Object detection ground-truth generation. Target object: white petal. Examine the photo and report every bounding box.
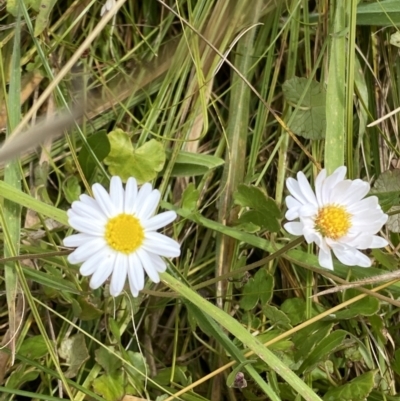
[321,166,347,204]
[142,232,181,257]
[342,234,372,249]
[315,169,327,205]
[303,228,326,250]
[79,194,102,212]
[128,253,144,294]
[284,222,304,236]
[71,201,107,222]
[68,216,105,236]
[143,211,177,231]
[285,208,300,220]
[332,247,371,267]
[338,180,370,205]
[297,171,318,206]
[286,195,302,210]
[137,189,161,220]
[67,238,106,264]
[63,233,93,247]
[79,249,110,276]
[286,178,308,205]
[285,195,302,219]
[136,249,160,283]
[134,183,153,214]
[92,183,117,217]
[347,196,378,214]
[89,258,115,289]
[147,252,167,273]
[351,214,387,233]
[328,180,352,203]
[369,235,388,249]
[318,248,333,270]
[299,204,317,217]
[124,177,138,214]
[109,253,128,296]
[109,176,124,212]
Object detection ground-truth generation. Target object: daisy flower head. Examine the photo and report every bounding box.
[63,176,180,297]
[284,166,388,270]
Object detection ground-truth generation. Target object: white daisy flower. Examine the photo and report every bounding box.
[100,0,116,17]
[284,166,388,270]
[63,176,180,297]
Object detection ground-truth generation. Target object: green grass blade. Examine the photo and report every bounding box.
[325,0,346,173]
[2,4,22,367]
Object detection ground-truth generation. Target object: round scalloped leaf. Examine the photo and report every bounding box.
[371,169,400,232]
[282,76,326,140]
[104,129,165,184]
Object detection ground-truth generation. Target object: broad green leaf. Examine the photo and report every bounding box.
[5,366,39,389]
[282,77,326,140]
[390,31,400,48]
[123,351,148,393]
[371,248,398,270]
[75,296,103,321]
[108,318,121,342]
[392,348,400,376]
[262,305,292,330]
[58,334,89,378]
[104,129,165,183]
[323,370,377,401]
[233,185,281,233]
[293,322,333,363]
[239,270,274,310]
[298,330,347,373]
[371,169,400,231]
[281,298,307,326]
[256,330,294,352]
[92,373,125,401]
[6,0,39,15]
[78,130,111,179]
[154,367,189,386]
[371,169,400,195]
[62,176,81,204]
[168,150,224,177]
[34,0,57,36]
[18,336,47,359]
[181,183,199,211]
[356,0,400,26]
[17,265,79,294]
[329,289,380,319]
[95,347,122,375]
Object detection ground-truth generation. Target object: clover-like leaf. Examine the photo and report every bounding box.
[239,270,274,311]
[283,76,326,140]
[95,346,122,375]
[58,333,89,378]
[371,169,400,232]
[92,373,125,401]
[78,130,110,179]
[323,370,376,401]
[233,185,281,233]
[104,129,165,184]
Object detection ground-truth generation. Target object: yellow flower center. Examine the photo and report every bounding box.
[314,205,352,240]
[105,214,144,253]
